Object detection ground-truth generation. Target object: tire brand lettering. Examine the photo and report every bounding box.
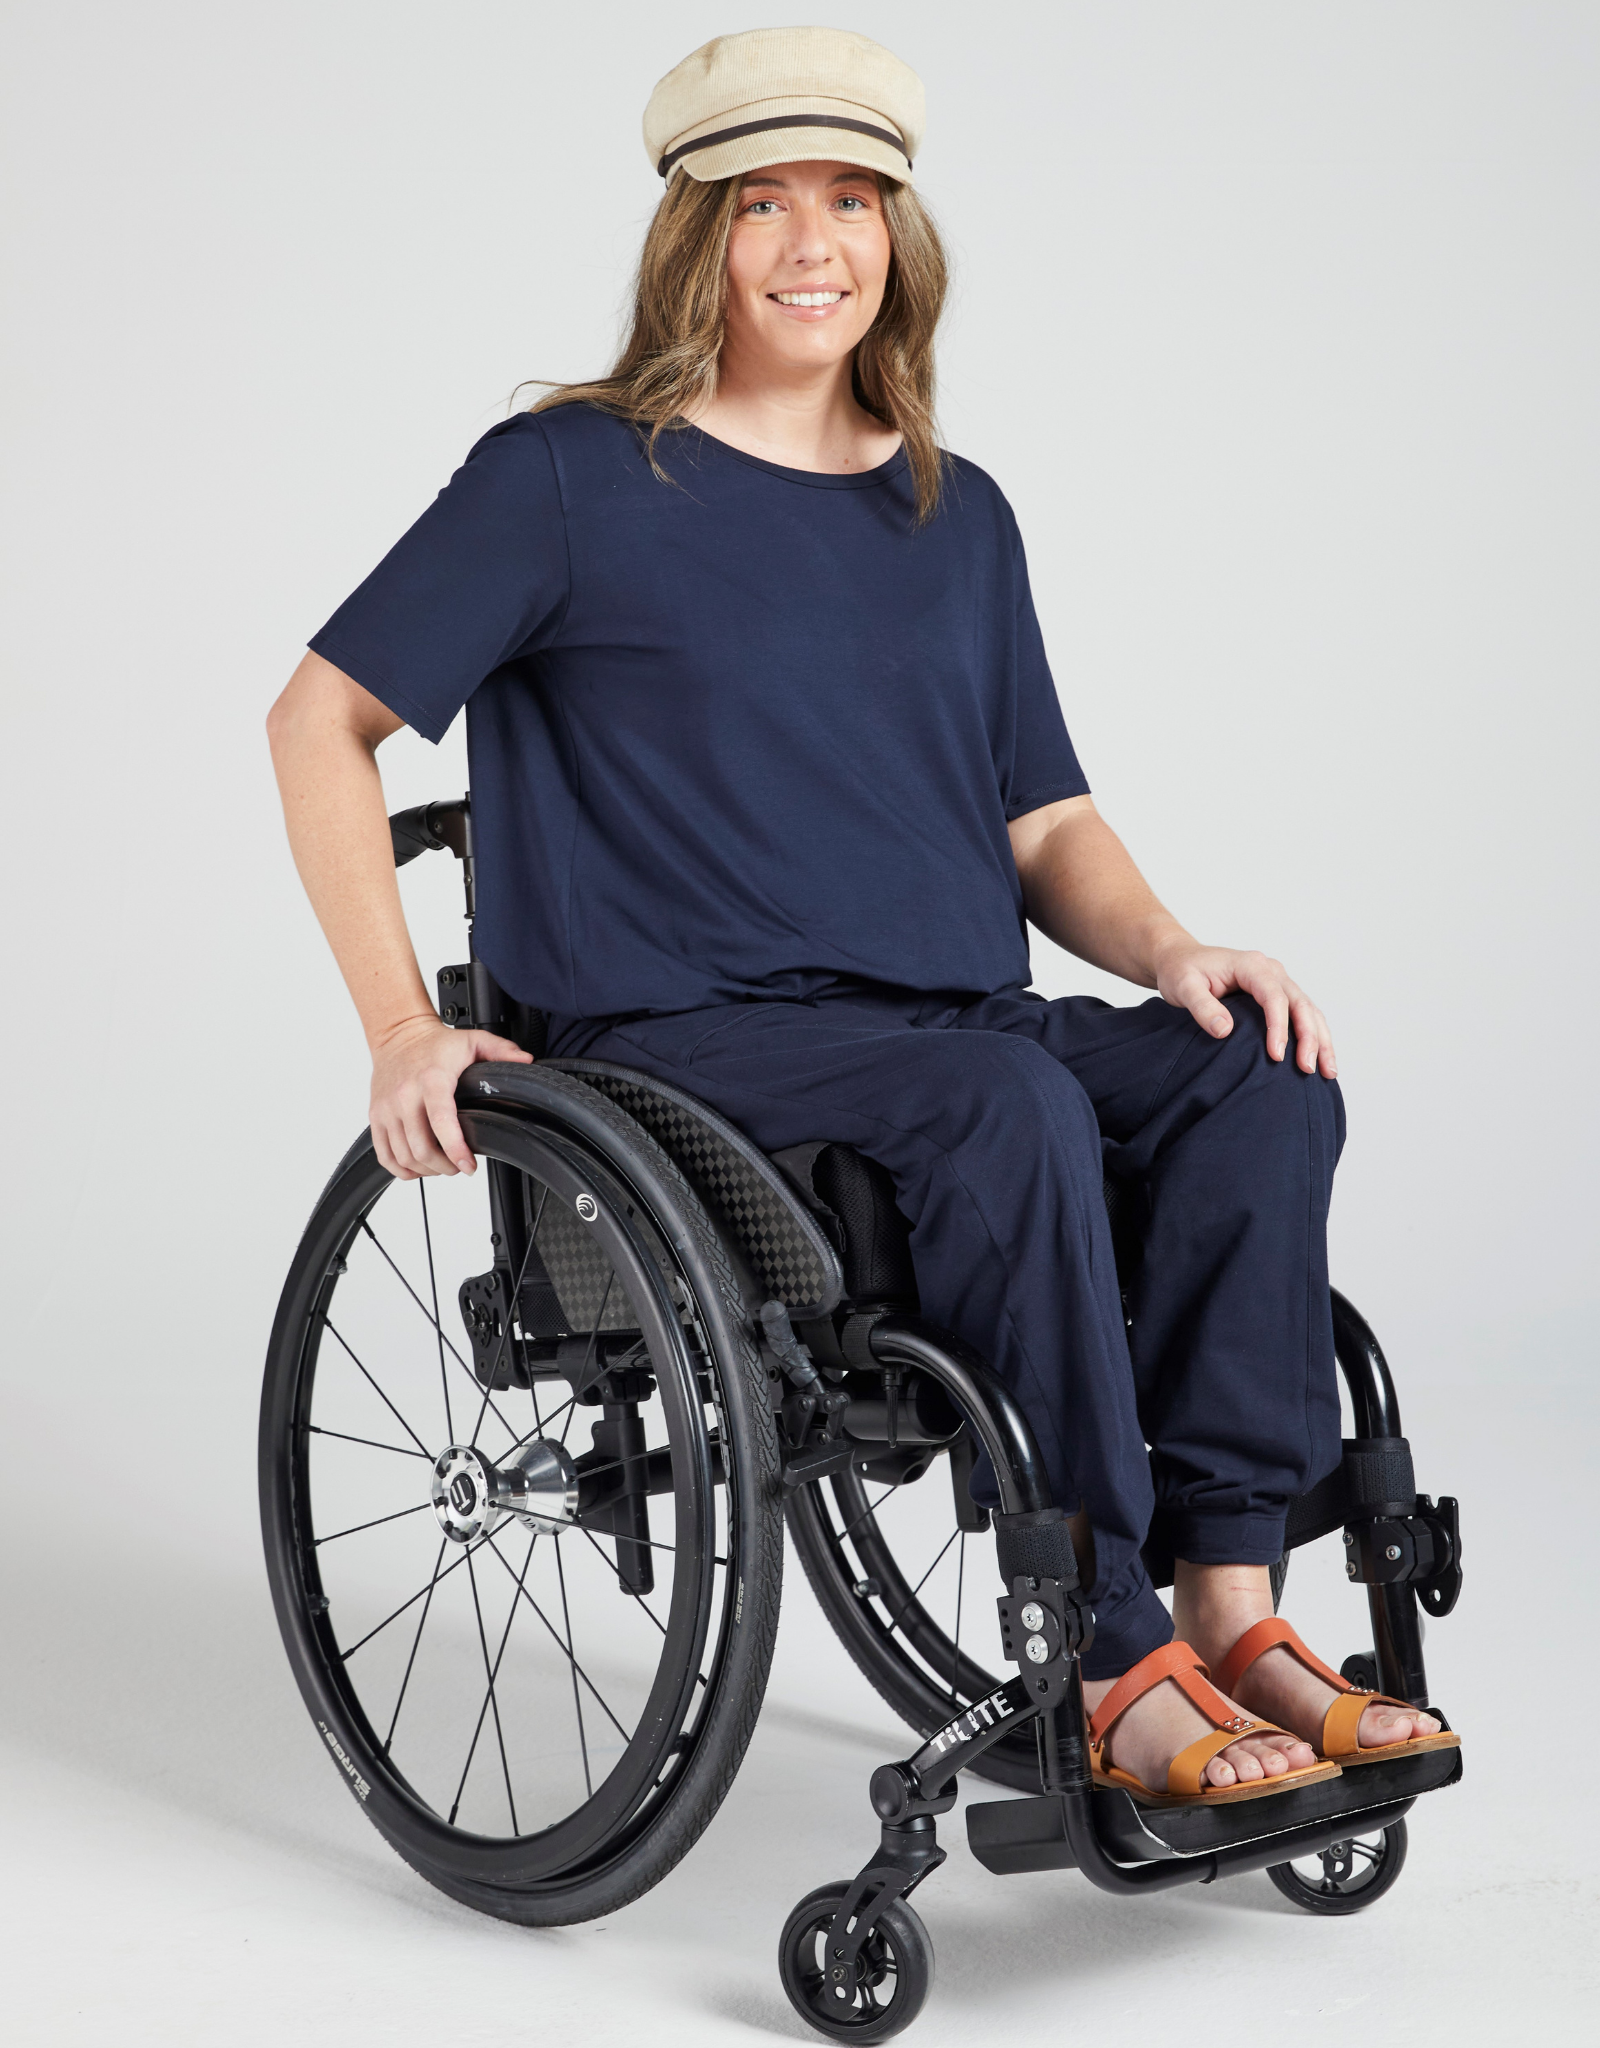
[318,1720,371,1801]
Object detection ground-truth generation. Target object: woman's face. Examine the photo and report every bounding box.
[722,160,892,376]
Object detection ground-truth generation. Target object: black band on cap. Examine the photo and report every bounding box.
[658,113,911,179]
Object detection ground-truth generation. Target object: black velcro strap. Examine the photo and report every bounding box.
[1282,1436,1418,1552]
[994,1508,1080,1589]
[1283,1467,1348,1550]
[1343,1436,1416,1512]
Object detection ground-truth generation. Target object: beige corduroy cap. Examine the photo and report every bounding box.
[643,27,923,187]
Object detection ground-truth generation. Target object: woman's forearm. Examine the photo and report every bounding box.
[267,652,433,1051]
[1009,796,1193,987]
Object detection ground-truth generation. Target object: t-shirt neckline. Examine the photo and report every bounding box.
[686,423,909,491]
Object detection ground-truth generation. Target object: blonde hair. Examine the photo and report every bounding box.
[523,171,949,521]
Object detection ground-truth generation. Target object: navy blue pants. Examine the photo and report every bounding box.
[548,984,1345,1678]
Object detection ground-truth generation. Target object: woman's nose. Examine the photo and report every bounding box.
[781,204,836,265]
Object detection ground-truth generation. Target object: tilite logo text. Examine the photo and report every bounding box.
[924,1688,1014,1757]
[319,1721,371,1801]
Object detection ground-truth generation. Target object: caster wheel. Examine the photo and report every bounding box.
[779,1881,933,2042]
[1267,1818,1408,1915]
[1340,1652,1379,1690]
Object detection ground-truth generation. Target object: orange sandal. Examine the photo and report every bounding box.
[1214,1618,1461,1768]
[1089,1641,1343,1806]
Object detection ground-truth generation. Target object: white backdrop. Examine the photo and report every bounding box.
[3,4,1597,2043]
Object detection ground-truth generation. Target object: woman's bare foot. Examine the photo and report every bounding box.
[1082,1664,1319,1792]
[1173,1561,1442,1753]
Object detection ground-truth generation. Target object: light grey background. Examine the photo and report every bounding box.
[3,2,1596,2042]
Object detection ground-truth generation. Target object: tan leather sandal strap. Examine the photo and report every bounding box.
[1169,1714,1302,1797]
[1088,1641,1206,1745]
[1320,1688,1413,1758]
[1215,1616,1351,1698]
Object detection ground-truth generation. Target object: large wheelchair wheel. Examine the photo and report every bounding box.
[260,1074,783,1923]
[788,1447,1039,1792]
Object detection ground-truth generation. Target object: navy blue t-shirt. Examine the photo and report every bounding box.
[311,405,1088,1020]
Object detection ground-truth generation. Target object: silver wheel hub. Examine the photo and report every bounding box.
[430,1440,580,1544]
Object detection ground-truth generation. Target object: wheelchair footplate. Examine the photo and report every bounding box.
[967,1739,1462,1875]
[781,1489,1464,2042]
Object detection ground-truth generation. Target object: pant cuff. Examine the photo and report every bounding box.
[1163,1507,1288,1567]
[1080,1579,1173,1681]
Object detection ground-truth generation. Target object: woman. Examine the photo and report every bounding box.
[268,26,1450,1805]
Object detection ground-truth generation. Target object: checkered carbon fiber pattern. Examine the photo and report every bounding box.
[548,1059,844,1319]
[533,1196,641,1333]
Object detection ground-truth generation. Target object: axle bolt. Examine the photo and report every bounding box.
[1025,1633,1050,1664]
[1385,1544,1402,1561]
[1020,1601,1045,1632]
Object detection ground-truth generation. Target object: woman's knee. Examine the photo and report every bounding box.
[1207,992,1345,1151]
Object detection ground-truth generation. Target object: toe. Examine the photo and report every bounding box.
[1360,1702,1430,1748]
[1204,1755,1239,1788]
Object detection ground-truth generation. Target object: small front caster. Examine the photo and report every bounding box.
[779,1881,934,2042]
[1267,1817,1408,1915]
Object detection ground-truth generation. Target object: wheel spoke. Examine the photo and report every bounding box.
[314,1498,434,1547]
[883,1529,960,1638]
[500,1387,579,1458]
[477,1528,631,1743]
[580,1529,671,1639]
[320,1316,433,1457]
[339,1529,494,1662]
[384,1536,450,1751]
[836,1482,902,1549]
[449,1545,522,1831]
[419,1182,454,1443]
[553,1535,592,1798]
[559,1273,615,1447]
[307,1424,431,1460]
[468,1184,549,1451]
[359,1220,519,1441]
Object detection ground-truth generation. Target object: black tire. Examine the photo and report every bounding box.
[779,1882,933,2043]
[1266,1819,1408,1914]
[261,1075,783,1923]
[787,1457,1039,1792]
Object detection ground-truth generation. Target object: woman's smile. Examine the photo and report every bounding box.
[768,287,849,315]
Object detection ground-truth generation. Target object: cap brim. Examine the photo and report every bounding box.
[671,128,912,187]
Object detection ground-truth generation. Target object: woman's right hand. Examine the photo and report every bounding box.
[369,1014,534,1179]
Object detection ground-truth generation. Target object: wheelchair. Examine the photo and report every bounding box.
[260,796,1464,2042]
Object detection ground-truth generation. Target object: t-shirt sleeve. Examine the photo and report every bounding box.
[309,415,570,744]
[995,504,1090,819]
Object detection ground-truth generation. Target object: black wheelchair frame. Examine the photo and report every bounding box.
[261,793,1463,2043]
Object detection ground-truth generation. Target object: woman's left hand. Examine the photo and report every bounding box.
[1152,942,1338,1079]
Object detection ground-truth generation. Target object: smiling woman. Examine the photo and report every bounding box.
[521,154,949,517]
[266,26,1438,1991]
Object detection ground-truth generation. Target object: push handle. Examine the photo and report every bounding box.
[389,797,470,868]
